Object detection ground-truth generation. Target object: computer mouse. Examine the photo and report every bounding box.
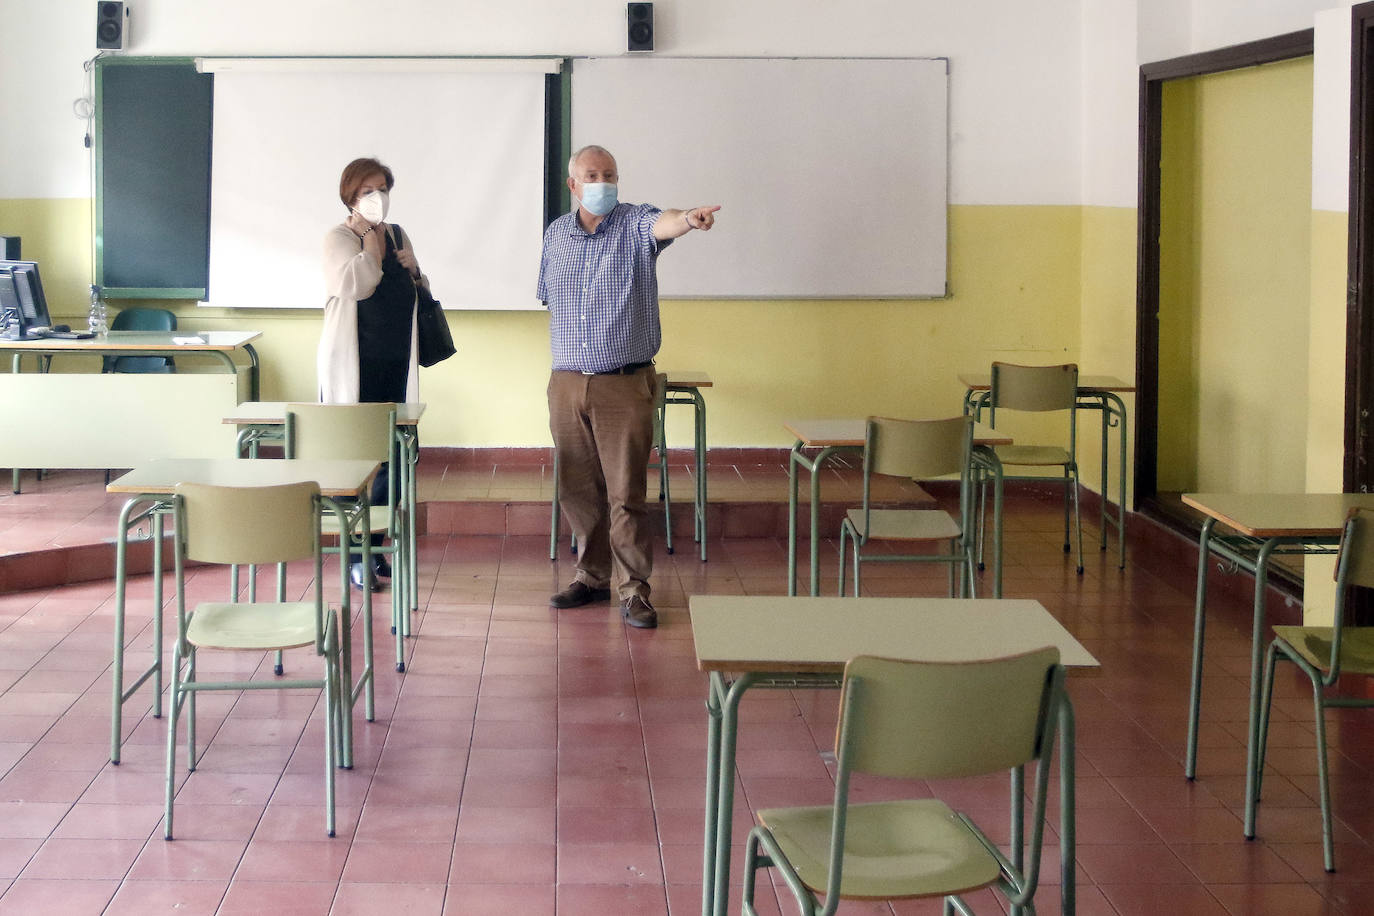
[51,324,70,333]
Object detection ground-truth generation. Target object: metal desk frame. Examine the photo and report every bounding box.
[1180,492,1374,841]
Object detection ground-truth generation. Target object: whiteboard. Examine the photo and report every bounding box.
[202,59,554,310]
[572,57,948,299]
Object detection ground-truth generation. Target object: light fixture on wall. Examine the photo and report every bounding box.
[96,2,128,51]
[627,3,653,53]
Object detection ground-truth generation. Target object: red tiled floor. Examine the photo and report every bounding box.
[2,468,1374,914]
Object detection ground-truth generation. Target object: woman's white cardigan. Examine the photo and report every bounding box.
[317,222,423,405]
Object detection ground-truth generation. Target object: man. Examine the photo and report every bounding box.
[537,145,719,629]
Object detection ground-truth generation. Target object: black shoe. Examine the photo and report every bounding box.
[372,555,392,579]
[550,581,612,609]
[620,595,658,629]
[349,562,380,593]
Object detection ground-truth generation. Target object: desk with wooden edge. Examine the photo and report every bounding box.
[1181,492,1374,843]
[2,331,263,493]
[691,595,1099,916]
[106,458,380,768]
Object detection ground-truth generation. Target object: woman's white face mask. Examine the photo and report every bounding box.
[355,189,389,224]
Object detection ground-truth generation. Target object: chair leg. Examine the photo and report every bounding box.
[1255,642,1282,801]
[163,644,186,840]
[185,651,198,771]
[1312,688,1336,872]
[837,525,848,596]
[976,473,988,571]
[323,622,338,838]
[1071,466,1084,574]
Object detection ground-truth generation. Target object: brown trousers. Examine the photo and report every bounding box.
[548,368,656,600]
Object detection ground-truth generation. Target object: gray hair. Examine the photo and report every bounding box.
[567,145,616,177]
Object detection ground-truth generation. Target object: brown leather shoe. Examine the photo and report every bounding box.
[550,581,612,609]
[620,595,658,629]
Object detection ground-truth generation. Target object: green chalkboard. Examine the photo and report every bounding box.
[95,58,213,299]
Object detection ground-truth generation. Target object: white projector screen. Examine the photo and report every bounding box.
[202,59,554,310]
[572,57,949,299]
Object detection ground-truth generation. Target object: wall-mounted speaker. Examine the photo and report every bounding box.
[0,238,19,260]
[96,2,128,51]
[627,3,653,53]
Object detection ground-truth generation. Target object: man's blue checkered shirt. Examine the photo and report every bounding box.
[537,202,671,373]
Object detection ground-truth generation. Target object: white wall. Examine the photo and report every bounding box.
[1082,0,1141,207]
[2,0,1085,206]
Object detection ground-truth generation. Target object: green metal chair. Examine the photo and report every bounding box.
[102,307,177,373]
[742,648,1065,916]
[979,362,1084,574]
[837,415,976,598]
[164,481,342,840]
[1254,506,1374,872]
[285,402,401,683]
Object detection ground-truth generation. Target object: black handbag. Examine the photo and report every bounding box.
[415,282,455,367]
[389,224,455,367]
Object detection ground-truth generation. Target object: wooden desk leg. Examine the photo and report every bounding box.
[1184,517,1215,780]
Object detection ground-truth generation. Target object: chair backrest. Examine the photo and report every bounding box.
[285,402,396,464]
[104,307,178,373]
[174,480,320,566]
[864,415,972,482]
[1337,507,1374,592]
[990,362,1078,413]
[836,647,1061,780]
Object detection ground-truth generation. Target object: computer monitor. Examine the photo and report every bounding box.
[0,260,52,339]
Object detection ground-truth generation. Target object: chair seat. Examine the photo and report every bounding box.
[321,506,396,537]
[992,444,1071,467]
[757,798,1001,900]
[187,601,320,651]
[1274,626,1374,676]
[846,508,961,542]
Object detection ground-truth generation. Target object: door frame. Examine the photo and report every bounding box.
[1135,30,1315,523]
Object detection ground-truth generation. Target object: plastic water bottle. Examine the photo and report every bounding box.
[87,284,107,337]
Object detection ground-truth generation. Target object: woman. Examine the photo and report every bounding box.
[319,157,425,590]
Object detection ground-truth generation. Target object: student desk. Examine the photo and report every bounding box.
[1,331,262,493]
[961,373,1134,569]
[691,595,1099,916]
[1181,492,1374,841]
[550,369,713,562]
[106,457,380,768]
[784,419,1012,598]
[223,401,426,669]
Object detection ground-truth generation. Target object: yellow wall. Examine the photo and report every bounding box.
[1,199,1086,451]
[1157,57,1314,494]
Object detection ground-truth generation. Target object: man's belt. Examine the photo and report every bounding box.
[582,361,653,376]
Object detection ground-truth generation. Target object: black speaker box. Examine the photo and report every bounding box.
[96,2,128,51]
[627,3,653,53]
[0,238,18,260]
